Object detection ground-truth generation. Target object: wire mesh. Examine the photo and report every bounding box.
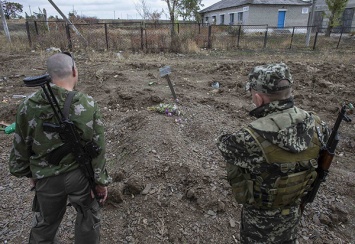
[4,20,28,46]
[315,27,355,50]
[25,21,69,50]
[209,25,267,50]
[144,23,171,52]
[3,20,355,52]
[265,26,317,50]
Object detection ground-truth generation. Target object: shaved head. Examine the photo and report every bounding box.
[47,53,74,80]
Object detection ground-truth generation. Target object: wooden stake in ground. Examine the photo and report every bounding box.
[159,66,177,100]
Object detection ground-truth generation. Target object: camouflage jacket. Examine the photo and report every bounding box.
[9,84,111,186]
[217,98,323,204]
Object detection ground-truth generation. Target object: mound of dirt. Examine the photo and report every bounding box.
[0,50,354,243]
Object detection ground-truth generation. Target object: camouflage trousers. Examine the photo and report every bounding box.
[240,205,301,244]
[29,168,101,244]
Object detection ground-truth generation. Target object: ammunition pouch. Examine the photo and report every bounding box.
[227,164,255,204]
[253,161,318,209]
[229,160,318,208]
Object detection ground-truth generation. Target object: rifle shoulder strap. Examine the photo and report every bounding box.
[63,91,76,120]
[47,90,77,166]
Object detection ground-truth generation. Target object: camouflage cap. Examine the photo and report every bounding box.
[246,63,293,94]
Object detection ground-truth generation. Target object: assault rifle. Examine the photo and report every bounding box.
[301,104,352,211]
[23,74,103,205]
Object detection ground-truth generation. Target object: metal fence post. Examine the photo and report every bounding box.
[289,27,295,49]
[34,21,39,35]
[237,25,242,48]
[65,24,73,51]
[104,23,109,50]
[25,21,32,47]
[336,27,343,49]
[141,27,144,50]
[312,30,318,50]
[145,28,148,51]
[20,21,355,53]
[207,25,212,49]
[263,26,268,48]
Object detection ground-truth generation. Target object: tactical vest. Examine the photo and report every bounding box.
[230,108,322,210]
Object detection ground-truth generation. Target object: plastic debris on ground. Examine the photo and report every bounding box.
[0,122,15,134]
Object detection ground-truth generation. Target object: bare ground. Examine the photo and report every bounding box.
[0,49,355,243]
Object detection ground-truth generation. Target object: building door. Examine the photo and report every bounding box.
[277,10,286,28]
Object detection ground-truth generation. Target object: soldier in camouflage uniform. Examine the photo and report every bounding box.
[217,63,326,243]
[9,53,111,243]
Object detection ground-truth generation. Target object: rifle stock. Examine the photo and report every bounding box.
[301,105,351,211]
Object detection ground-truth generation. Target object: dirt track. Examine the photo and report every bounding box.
[0,49,354,243]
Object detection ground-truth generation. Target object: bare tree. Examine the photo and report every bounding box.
[149,9,162,24]
[161,0,203,51]
[135,0,151,21]
[161,0,180,52]
[162,0,203,30]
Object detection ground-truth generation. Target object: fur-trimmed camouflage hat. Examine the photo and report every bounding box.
[246,63,293,94]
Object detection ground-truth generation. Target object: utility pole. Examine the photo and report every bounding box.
[48,0,87,45]
[306,0,317,46]
[0,0,11,42]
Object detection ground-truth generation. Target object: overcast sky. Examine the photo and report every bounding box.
[13,0,217,20]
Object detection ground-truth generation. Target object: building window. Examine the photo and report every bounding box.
[220,14,225,25]
[212,16,216,24]
[230,13,235,24]
[205,16,209,23]
[237,12,243,23]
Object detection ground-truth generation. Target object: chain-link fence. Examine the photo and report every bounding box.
[1,19,29,49]
[208,25,321,50]
[314,27,355,50]
[2,20,355,52]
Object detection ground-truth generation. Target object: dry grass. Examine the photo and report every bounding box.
[3,19,355,53]
[181,39,200,53]
[1,20,354,57]
[0,35,30,53]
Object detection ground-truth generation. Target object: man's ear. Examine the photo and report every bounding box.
[253,93,263,107]
[72,67,77,77]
